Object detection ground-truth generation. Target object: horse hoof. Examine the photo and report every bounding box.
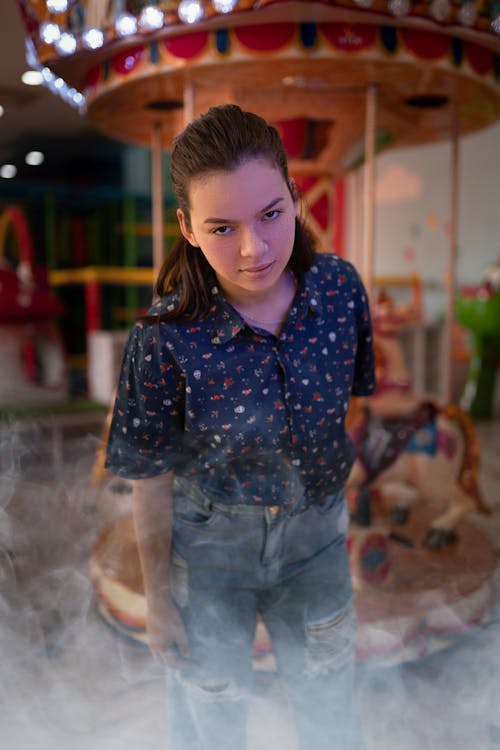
[424,528,458,550]
[389,506,410,525]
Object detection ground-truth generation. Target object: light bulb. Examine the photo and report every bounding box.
[22,70,43,86]
[430,0,450,21]
[178,0,204,24]
[0,164,17,179]
[47,0,68,12]
[139,6,165,31]
[388,0,411,16]
[82,28,104,49]
[212,0,238,12]
[40,22,61,44]
[457,2,477,26]
[25,151,45,166]
[55,32,77,55]
[115,13,138,37]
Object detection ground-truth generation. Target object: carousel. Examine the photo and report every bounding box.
[16,0,500,666]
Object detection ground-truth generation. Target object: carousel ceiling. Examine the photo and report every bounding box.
[14,0,500,176]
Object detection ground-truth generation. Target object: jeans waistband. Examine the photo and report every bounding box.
[178,489,343,519]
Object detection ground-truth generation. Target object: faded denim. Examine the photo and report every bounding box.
[166,490,365,750]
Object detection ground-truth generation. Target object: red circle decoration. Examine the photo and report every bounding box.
[400,29,449,61]
[163,31,209,60]
[111,46,144,76]
[319,23,377,52]
[234,23,295,52]
[465,42,494,76]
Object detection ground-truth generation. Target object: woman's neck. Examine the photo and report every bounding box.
[224,271,297,334]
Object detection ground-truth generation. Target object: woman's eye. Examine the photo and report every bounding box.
[263,209,281,221]
[213,225,232,235]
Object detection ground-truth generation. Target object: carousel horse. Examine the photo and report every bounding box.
[346,296,490,550]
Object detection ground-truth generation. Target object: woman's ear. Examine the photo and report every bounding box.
[177,208,199,247]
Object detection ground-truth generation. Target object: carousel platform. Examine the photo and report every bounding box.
[90,500,497,668]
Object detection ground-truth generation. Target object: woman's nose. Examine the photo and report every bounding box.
[240,226,266,257]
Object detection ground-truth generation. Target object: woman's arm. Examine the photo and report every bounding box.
[131,472,190,668]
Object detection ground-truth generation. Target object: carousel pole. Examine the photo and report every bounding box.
[351,168,363,272]
[363,84,377,298]
[151,121,164,276]
[184,81,196,125]
[441,113,461,403]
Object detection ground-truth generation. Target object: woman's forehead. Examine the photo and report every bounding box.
[187,158,288,214]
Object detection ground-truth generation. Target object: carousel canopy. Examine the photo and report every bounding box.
[16,1,500,174]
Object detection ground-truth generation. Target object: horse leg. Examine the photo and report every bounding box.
[376,478,420,525]
[424,484,477,549]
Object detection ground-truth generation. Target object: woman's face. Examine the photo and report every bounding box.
[177,158,298,305]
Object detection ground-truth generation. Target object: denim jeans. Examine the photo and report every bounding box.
[167,489,364,750]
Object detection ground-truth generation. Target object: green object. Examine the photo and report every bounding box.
[0,398,107,420]
[456,290,500,419]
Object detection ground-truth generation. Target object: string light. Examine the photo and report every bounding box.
[40,22,61,45]
[178,0,204,24]
[21,70,43,86]
[457,1,478,26]
[212,0,239,12]
[430,0,450,21]
[388,0,411,16]
[139,6,165,31]
[55,31,77,55]
[82,28,104,50]
[46,0,68,11]
[115,13,138,37]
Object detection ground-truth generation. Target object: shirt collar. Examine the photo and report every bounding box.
[208,263,323,345]
[291,262,324,321]
[208,281,246,345]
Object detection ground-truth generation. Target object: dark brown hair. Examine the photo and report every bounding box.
[146,104,316,322]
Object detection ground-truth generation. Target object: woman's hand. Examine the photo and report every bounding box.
[147,595,191,669]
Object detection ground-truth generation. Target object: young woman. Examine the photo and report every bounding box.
[105,104,375,750]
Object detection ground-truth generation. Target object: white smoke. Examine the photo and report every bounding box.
[0,418,499,750]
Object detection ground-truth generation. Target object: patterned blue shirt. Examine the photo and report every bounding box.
[105,253,375,508]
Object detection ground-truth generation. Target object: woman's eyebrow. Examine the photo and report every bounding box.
[203,196,285,225]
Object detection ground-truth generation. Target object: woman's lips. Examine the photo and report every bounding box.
[241,261,274,275]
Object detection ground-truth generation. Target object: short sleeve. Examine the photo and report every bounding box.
[104,321,185,478]
[350,267,376,397]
